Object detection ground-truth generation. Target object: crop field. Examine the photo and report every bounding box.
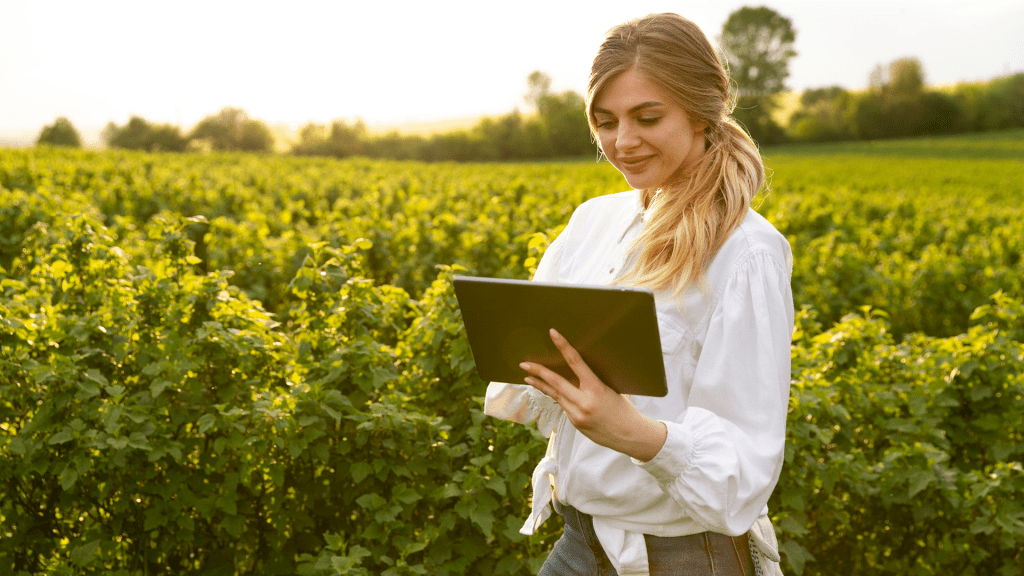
[1,130,1023,575]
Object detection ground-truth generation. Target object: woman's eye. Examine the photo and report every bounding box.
[638,116,661,125]
[596,120,617,129]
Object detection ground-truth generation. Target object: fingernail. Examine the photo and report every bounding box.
[519,362,530,370]
[550,328,561,340]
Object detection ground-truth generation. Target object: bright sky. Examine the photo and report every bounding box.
[2,0,1022,145]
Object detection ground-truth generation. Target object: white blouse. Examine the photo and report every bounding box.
[484,190,793,575]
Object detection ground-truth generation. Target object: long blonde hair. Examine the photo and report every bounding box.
[587,13,765,295]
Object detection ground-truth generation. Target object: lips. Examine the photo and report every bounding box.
[618,155,655,172]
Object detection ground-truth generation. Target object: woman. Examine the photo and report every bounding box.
[484,13,792,576]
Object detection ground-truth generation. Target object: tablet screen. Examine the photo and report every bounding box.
[453,275,668,397]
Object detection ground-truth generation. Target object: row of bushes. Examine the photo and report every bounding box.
[2,209,1021,575]
[2,140,1023,573]
[788,70,1024,143]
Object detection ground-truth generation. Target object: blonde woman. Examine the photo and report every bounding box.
[485,13,792,576]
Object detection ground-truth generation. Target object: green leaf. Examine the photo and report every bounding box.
[356,493,386,510]
[77,381,101,399]
[324,532,345,550]
[150,379,172,397]
[198,413,216,434]
[60,467,78,490]
[907,469,933,498]
[469,507,495,537]
[779,515,810,537]
[105,384,126,397]
[84,369,109,386]
[144,507,166,530]
[49,429,74,445]
[779,540,815,575]
[393,483,422,504]
[69,540,100,567]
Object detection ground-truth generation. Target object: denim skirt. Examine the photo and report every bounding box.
[538,505,754,576]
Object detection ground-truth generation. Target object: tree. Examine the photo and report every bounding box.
[189,107,274,152]
[887,58,925,103]
[788,86,854,142]
[37,117,82,147]
[721,6,797,99]
[720,6,797,145]
[523,70,591,157]
[104,116,187,152]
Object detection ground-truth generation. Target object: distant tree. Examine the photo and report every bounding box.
[523,70,591,157]
[148,124,189,152]
[525,71,553,110]
[292,123,331,156]
[720,6,797,145]
[887,58,925,103]
[291,120,368,158]
[856,57,965,139]
[326,120,367,158]
[788,86,854,142]
[37,117,82,147]
[104,116,187,152]
[190,107,274,152]
[237,120,275,152]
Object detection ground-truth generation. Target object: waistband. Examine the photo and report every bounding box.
[559,504,753,574]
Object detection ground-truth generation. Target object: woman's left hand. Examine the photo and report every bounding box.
[521,328,667,462]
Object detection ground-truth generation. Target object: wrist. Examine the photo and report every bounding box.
[623,415,667,463]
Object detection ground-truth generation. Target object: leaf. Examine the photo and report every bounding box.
[779,515,810,537]
[324,532,345,550]
[198,413,216,434]
[393,484,422,504]
[69,540,100,567]
[779,540,815,575]
[77,381,101,399]
[351,462,373,483]
[144,507,166,530]
[356,493,386,510]
[105,384,126,397]
[84,369,109,386]
[907,469,933,498]
[60,467,78,490]
[49,429,74,445]
[469,507,495,537]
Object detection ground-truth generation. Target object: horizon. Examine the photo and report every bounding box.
[2,0,1022,148]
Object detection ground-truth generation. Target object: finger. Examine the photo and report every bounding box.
[549,329,598,384]
[523,375,558,403]
[520,361,575,399]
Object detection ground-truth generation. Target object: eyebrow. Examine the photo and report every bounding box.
[592,101,665,116]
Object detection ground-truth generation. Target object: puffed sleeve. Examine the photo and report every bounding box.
[483,230,567,437]
[637,249,794,535]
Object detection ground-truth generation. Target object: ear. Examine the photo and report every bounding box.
[692,119,709,134]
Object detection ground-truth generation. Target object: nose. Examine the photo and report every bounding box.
[615,122,640,152]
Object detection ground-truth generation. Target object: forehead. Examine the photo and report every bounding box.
[592,69,673,114]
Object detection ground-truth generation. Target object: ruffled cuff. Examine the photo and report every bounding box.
[484,382,562,438]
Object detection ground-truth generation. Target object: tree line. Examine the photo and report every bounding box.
[34,6,1024,158]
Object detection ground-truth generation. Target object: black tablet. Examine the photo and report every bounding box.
[453,275,668,397]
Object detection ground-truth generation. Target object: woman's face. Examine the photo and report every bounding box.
[592,69,707,190]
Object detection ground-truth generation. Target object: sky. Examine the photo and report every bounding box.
[2,0,1022,146]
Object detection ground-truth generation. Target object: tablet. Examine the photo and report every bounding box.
[453,275,668,397]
